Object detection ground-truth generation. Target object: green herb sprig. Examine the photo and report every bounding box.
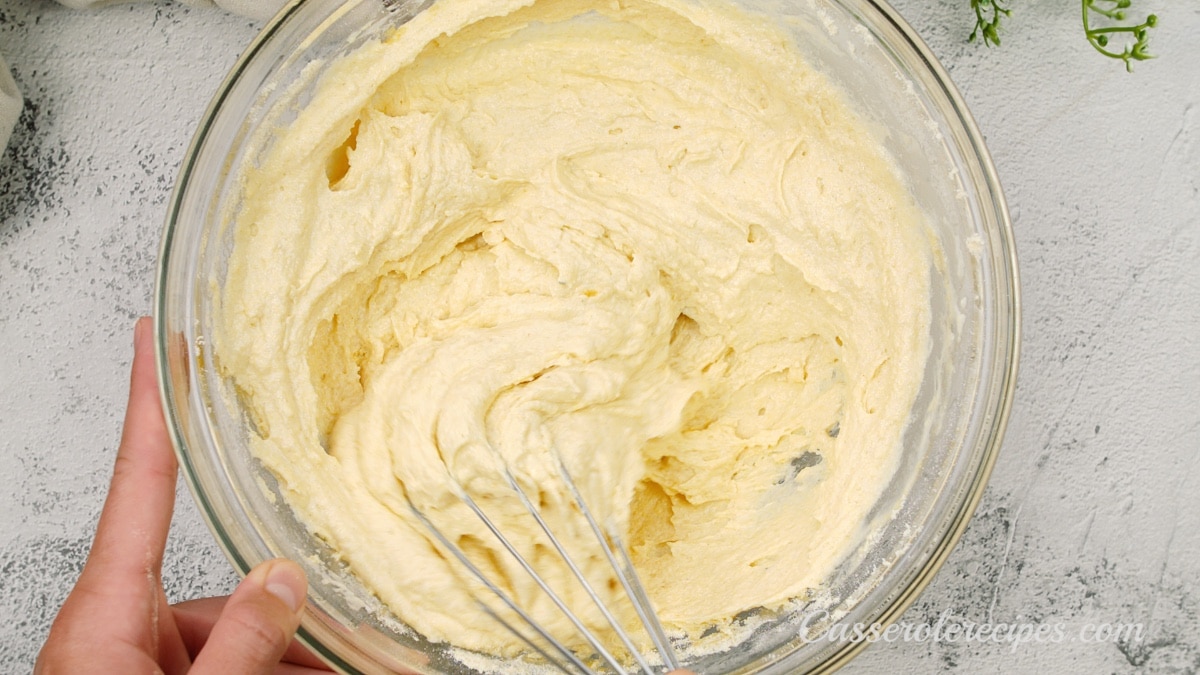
[968,0,1160,70]
[969,0,1012,46]
[1082,0,1158,71]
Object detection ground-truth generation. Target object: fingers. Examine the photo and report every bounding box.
[190,559,309,675]
[171,596,233,660]
[39,318,181,669]
[78,317,178,596]
[173,596,331,670]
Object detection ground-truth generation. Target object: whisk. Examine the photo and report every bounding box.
[403,438,686,674]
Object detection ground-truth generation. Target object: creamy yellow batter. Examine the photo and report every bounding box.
[217,0,932,659]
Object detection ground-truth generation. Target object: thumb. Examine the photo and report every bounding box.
[191,559,307,675]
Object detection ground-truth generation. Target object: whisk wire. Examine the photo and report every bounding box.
[457,490,630,672]
[405,440,683,673]
[404,496,592,672]
[478,601,587,675]
[551,457,681,671]
[500,467,657,675]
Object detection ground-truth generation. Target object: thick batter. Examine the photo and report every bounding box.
[218,0,932,658]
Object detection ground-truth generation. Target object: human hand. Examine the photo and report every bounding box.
[36,317,331,674]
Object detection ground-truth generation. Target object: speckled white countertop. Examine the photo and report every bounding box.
[0,0,1196,672]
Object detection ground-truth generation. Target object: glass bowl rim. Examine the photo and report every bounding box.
[154,0,1021,671]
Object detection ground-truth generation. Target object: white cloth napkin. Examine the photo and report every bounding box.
[0,55,21,153]
[1,1,289,153]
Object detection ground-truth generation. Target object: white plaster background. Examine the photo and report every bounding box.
[0,0,1196,672]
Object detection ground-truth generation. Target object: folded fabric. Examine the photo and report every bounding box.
[0,54,21,153]
[1,1,291,152]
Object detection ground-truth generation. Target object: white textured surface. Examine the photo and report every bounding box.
[51,0,285,21]
[0,0,1196,672]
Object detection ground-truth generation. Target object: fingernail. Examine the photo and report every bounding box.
[133,317,151,353]
[264,560,307,613]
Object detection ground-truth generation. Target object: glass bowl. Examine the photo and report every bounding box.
[155,0,1019,672]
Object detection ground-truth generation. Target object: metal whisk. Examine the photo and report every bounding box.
[403,439,683,674]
